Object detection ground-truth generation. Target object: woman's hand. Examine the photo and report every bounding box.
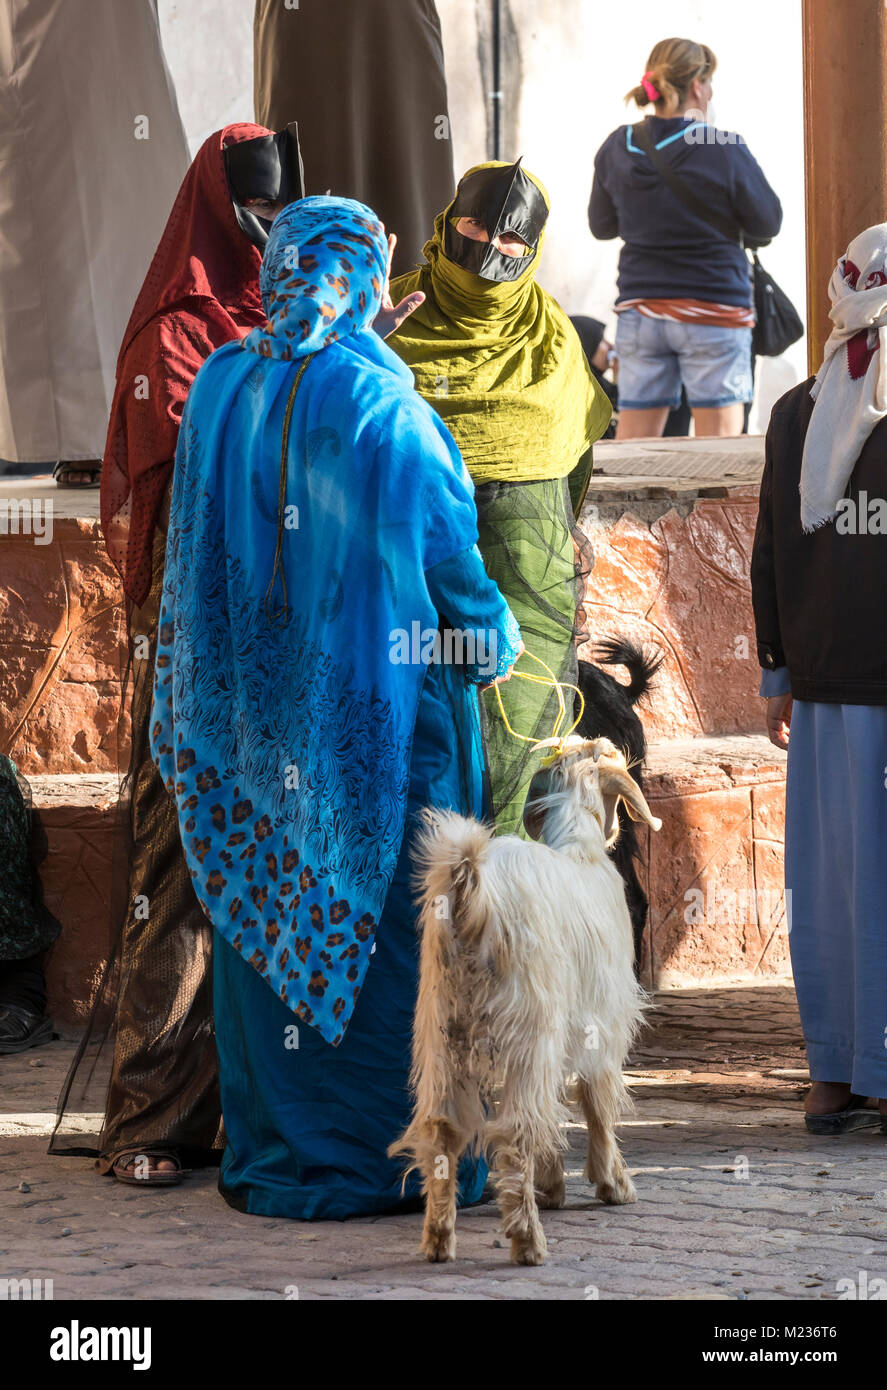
[592,338,614,373]
[372,233,425,339]
[480,641,525,692]
[766,692,793,750]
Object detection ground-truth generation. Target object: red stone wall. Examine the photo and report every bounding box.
[637,740,789,990]
[577,486,789,989]
[578,486,764,741]
[1,518,127,775]
[2,485,788,1022]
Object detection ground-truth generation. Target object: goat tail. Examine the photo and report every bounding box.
[413,808,495,954]
[593,634,663,706]
[389,811,495,1168]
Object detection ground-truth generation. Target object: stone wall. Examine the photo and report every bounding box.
[0,450,788,1022]
[577,443,788,990]
[579,485,763,741]
[0,505,127,777]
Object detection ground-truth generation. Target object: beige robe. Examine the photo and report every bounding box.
[0,0,190,463]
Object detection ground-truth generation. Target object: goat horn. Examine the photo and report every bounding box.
[598,765,662,832]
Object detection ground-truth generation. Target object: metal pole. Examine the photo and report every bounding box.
[491,0,502,161]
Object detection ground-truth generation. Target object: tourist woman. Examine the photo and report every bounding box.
[389,161,611,835]
[590,37,783,439]
[151,197,522,1217]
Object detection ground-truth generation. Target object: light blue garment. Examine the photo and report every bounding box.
[151,198,499,1045]
[759,665,792,698]
[615,306,753,410]
[759,666,887,1095]
[245,195,389,360]
[214,546,520,1219]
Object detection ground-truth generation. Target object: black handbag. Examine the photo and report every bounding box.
[748,250,804,357]
[632,120,803,358]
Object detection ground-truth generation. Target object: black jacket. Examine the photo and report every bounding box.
[751,379,887,705]
[590,116,783,305]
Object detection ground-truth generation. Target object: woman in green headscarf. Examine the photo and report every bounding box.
[389,160,612,834]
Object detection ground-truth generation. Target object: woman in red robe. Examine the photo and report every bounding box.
[54,122,302,1184]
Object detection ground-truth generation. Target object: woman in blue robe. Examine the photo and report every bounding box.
[150,197,522,1217]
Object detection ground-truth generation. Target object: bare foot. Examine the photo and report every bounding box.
[805,1082,853,1115]
[53,460,101,488]
[111,1151,182,1184]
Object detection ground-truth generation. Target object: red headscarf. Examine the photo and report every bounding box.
[101,123,271,606]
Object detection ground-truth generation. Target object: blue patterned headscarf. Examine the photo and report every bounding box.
[243,196,388,359]
[151,197,479,1044]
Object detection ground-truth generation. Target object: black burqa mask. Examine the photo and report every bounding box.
[443,159,549,283]
[224,123,306,251]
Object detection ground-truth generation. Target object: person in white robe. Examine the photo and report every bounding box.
[0,0,190,482]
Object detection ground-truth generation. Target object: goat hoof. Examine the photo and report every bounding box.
[537,1180,566,1210]
[510,1235,547,1266]
[596,1176,637,1206]
[422,1227,456,1262]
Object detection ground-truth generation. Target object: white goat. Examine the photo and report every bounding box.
[390,736,662,1266]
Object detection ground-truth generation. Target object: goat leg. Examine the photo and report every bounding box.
[577,1074,637,1206]
[491,1134,548,1266]
[535,1152,566,1210]
[388,1117,464,1263]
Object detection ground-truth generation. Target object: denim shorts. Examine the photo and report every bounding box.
[614,308,753,409]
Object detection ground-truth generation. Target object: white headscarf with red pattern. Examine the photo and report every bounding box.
[801,223,887,531]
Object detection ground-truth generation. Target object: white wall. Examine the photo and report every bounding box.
[159,0,807,427]
[436,0,808,429]
[158,0,253,153]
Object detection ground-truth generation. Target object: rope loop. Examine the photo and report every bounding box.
[492,648,585,756]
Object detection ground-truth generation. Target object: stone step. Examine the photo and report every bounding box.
[30,775,120,1026]
[33,733,788,1023]
[637,734,788,990]
[593,433,764,480]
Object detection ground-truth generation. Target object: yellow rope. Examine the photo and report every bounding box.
[491,648,585,755]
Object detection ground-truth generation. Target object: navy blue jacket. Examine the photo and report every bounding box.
[590,116,783,306]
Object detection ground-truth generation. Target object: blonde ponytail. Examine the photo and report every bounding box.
[625,38,717,116]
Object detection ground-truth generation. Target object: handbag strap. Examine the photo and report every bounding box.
[632,119,745,247]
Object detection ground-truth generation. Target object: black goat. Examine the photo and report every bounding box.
[576,637,662,968]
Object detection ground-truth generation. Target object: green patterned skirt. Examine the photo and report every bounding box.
[475,470,591,837]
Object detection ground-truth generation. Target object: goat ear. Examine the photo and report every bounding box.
[598,765,662,832]
[523,766,552,842]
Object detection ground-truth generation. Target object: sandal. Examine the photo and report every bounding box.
[805,1093,881,1135]
[53,459,101,488]
[110,1149,184,1186]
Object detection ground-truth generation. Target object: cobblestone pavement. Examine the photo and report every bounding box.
[2,983,886,1301]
